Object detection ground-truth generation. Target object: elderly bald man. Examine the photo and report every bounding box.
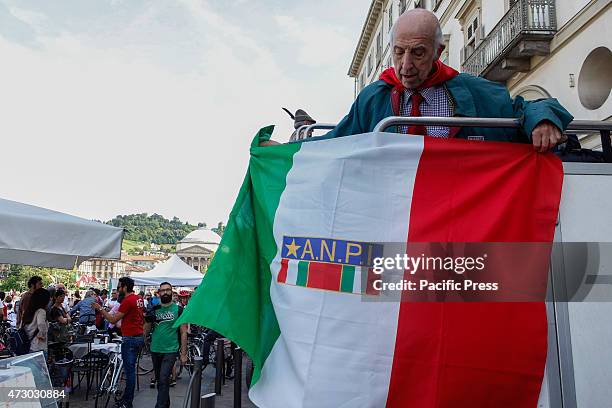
[261,9,572,151]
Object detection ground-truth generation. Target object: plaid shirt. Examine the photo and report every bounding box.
[399,85,455,137]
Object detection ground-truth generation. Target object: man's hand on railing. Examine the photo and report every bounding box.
[532,120,564,153]
[259,140,280,147]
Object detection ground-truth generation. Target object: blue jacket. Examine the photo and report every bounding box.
[323,73,573,143]
[70,296,97,324]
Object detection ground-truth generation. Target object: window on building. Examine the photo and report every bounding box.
[368,53,373,75]
[388,5,394,32]
[433,0,443,11]
[461,9,482,62]
[376,32,382,64]
[400,0,407,14]
[414,0,423,8]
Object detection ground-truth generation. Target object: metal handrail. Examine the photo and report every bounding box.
[295,124,309,139]
[372,116,612,162]
[296,123,337,140]
[184,356,204,408]
[372,117,612,132]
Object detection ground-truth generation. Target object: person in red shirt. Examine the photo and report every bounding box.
[93,277,143,408]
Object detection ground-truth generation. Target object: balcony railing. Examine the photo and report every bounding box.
[462,0,557,78]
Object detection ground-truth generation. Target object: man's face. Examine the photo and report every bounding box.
[34,281,43,291]
[159,285,173,304]
[118,285,126,296]
[111,291,117,300]
[392,30,442,90]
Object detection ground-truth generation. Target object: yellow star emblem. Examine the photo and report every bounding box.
[285,239,301,257]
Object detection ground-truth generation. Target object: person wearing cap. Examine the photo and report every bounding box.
[283,108,316,142]
[262,9,572,152]
[177,290,190,307]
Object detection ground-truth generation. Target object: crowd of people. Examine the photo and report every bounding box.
[1,275,198,408]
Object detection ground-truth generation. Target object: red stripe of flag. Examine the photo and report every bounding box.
[365,267,380,296]
[307,262,342,291]
[386,138,562,407]
[277,259,289,283]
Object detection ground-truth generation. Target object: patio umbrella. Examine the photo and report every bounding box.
[0,197,123,269]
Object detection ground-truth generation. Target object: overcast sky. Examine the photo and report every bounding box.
[0,0,371,225]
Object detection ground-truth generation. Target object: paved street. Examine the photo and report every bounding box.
[68,360,257,408]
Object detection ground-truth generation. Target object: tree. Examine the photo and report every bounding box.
[212,221,226,237]
[106,213,203,245]
[2,265,77,292]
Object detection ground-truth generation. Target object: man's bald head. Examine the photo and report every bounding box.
[390,9,445,90]
[391,9,443,49]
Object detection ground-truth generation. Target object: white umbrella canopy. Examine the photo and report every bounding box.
[0,197,123,269]
[115,255,203,287]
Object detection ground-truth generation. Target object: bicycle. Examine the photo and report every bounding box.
[137,336,154,376]
[208,337,233,372]
[94,339,125,408]
[176,332,203,378]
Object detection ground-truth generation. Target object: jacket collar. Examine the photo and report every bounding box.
[444,75,477,117]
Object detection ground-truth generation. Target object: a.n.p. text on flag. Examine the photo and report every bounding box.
[175,126,563,408]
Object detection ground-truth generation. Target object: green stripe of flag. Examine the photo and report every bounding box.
[173,126,302,388]
[340,265,355,293]
[297,261,309,287]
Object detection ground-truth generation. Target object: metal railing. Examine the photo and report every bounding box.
[462,0,557,76]
[295,123,336,140]
[372,116,612,162]
[184,340,246,408]
[184,356,209,408]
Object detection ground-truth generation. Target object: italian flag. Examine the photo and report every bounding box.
[176,126,563,407]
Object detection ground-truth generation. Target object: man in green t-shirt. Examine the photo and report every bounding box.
[145,282,188,408]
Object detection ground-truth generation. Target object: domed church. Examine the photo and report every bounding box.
[175,227,221,272]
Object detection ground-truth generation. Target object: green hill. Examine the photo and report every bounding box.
[107,213,203,245]
[121,239,175,254]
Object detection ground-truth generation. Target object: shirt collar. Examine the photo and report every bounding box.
[403,86,439,107]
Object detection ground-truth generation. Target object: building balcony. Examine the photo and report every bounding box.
[462,0,557,82]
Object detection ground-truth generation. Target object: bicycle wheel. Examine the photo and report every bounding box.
[94,365,113,408]
[178,342,202,377]
[111,367,125,405]
[137,344,154,375]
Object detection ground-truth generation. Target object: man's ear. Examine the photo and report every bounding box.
[436,43,445,60]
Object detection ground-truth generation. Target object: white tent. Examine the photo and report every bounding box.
[115,254,203,287]
[0,197,123,269]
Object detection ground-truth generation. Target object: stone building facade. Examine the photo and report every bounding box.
[175,228,221,273]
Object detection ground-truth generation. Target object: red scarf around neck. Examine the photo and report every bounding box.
[379,60,461,135]
[379,59,459,91]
